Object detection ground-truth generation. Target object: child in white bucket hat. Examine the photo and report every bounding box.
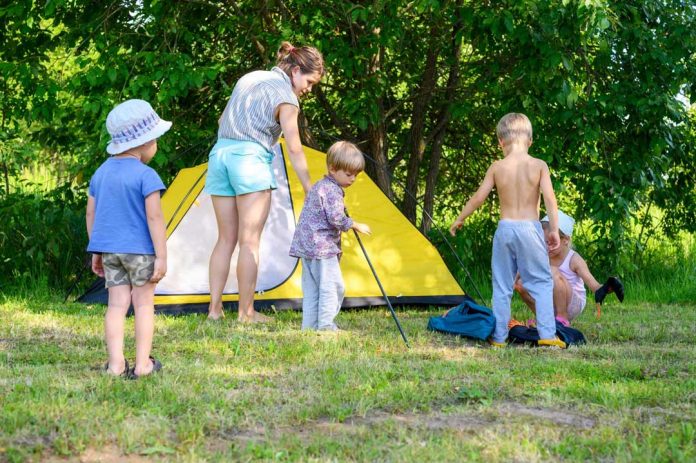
[514,209,624,326]
[86,99,171,379]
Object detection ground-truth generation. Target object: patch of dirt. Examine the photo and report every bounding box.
[344,410,494,432]
[267,409,497,445]
[420,412,494,431]
[203,410,495,450]
[204,437,233,454]
[55,403,596,458]
[497,402,596,429]
[205,425,268,452]
[634,406,695,426]
[80,446,150,463]
[43,445,150,463]
[206,401,594,451]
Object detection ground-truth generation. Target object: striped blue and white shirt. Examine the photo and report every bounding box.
[217,66,299,152]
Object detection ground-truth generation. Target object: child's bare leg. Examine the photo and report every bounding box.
[514,278,537,314]
[208,196,239,320]
[132,282,156,376]
[105,285,131,375]
[551,269,572,322]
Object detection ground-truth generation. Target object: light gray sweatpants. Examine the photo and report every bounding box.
[301,256,345,330]
[491,220,556,342]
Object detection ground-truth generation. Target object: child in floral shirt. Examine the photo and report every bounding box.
[289,141,371,330]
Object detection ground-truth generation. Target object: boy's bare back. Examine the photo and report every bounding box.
[491,151,551,221]
[449,112,559,249]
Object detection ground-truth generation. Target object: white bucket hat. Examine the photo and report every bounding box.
[541,209,575,237]
[106,99,172,155]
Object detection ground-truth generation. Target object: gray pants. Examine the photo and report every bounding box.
[301,257,345,330]
[491,220,556,342]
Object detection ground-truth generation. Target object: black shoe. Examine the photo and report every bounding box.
[127,356,163,380]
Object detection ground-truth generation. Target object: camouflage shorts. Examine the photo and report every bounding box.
[102,253,155,288]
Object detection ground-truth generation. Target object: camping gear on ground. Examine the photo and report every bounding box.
[79,140,466,314]
[508,320,586,348]
[427,296,495,341]
[594,276,625,318]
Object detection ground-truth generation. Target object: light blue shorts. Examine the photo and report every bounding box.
[204,139,277,196]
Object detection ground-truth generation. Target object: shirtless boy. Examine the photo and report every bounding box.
[449,113,566,348]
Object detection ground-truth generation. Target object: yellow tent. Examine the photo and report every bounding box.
[80,141,465,313]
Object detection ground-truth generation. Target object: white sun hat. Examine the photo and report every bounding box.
[106,99,172,155]
[541,209,575,237]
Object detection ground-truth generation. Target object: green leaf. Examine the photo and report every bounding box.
[562,56,573,72]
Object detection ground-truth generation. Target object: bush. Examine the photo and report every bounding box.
[0,185,87,292]
[429,212,497,301]
[432,211,695,305]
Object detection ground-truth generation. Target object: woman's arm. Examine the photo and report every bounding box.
[278,103,311,193]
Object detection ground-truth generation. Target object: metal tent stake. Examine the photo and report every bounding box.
[351,227,410,348]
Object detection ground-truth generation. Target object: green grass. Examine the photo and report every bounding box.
[1,288,695,462]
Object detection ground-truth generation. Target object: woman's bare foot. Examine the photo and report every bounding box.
[207,304,225,321]
[238,310,272,324]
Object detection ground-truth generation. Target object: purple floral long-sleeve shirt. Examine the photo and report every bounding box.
[289,175,353,259]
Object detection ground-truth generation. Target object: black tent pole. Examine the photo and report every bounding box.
[315,128,485,303]
[64,254,90,303]
[348,213,410,348]
[69,138,214,304]
[359,151,486,304]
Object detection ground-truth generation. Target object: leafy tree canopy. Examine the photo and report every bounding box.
[1,0,694,274]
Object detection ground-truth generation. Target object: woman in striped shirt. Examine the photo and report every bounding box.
[204,41,324,323]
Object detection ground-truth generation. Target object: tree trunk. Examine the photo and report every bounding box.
[364,44,392,199]
[422,6,464,233]
[422,133,445,234]
[298,110,320,149]
[314,86,353,141]
[364,115,392,199]
[402,47,440,223]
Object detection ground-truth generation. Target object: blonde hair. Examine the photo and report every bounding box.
[327,141,365,173]
[276,41,325,77]
[496,113,533,144]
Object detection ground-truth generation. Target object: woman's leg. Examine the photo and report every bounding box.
[207,195,239,319]
[236,190,272,322]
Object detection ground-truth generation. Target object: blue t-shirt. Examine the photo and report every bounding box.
[87,157,166,254]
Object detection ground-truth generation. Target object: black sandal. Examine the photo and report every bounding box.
[127,356,163,380]
[103,359,129,377]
